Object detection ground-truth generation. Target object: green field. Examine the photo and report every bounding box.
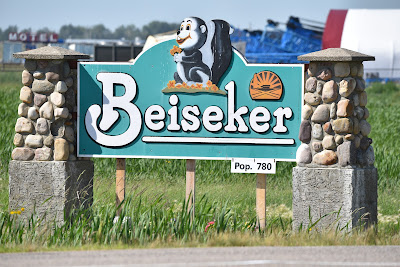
[0,71,399,251]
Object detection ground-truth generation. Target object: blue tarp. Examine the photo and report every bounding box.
[231,17,322,64]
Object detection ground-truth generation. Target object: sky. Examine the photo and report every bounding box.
[1,0,400,32]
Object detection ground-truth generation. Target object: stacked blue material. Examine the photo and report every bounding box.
[231,17,322,64]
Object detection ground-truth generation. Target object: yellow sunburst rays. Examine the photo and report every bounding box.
[249,71,283,100]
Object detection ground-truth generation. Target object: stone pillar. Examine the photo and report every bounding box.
[293,48,377,230]
[10,46,93,225]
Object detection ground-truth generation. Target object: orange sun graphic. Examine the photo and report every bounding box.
[249,71,283,100]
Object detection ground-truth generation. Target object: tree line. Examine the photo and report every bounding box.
[0,21,179,41]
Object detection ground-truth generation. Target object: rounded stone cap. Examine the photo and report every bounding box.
[298,48,375,62]
[13,46,90,60]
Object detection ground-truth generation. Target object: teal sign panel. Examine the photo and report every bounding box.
[78,21,303,161]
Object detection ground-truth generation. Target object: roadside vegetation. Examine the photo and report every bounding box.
[0,71,399,252]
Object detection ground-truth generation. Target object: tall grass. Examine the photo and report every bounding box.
[367,82,400,187]
[0,72,20,173]
[0,190,399,252]
[0,193,263,248]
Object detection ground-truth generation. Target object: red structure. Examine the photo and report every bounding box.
[322,10,348,49]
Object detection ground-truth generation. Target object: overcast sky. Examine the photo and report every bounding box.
[1,0,400,32]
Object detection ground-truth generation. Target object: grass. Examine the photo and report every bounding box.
[0,188,398,253]
[0,71,399,251]
[366,82,400,217]
[367,82,400,186]
[0,185,399,253]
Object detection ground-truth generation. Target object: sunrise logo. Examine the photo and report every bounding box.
[249,71,283,100]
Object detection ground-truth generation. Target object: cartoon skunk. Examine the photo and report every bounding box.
[173,17,233,86]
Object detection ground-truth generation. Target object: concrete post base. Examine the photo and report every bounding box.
[292,166,378,231]
[9,160,94,225]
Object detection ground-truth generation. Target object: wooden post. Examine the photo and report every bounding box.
[116,158,126,216]
[186,159,196,219]
[256,173,266,230]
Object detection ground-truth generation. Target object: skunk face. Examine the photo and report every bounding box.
[176,17,207,50]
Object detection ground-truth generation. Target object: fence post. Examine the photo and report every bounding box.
[293,48,377,230]
[9,46,93,225]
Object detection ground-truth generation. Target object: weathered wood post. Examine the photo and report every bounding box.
[293,48,377,230]
[256,173,266,229]
[9,46,93,225]
[116,158,126,216]
[186,159,196,220]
